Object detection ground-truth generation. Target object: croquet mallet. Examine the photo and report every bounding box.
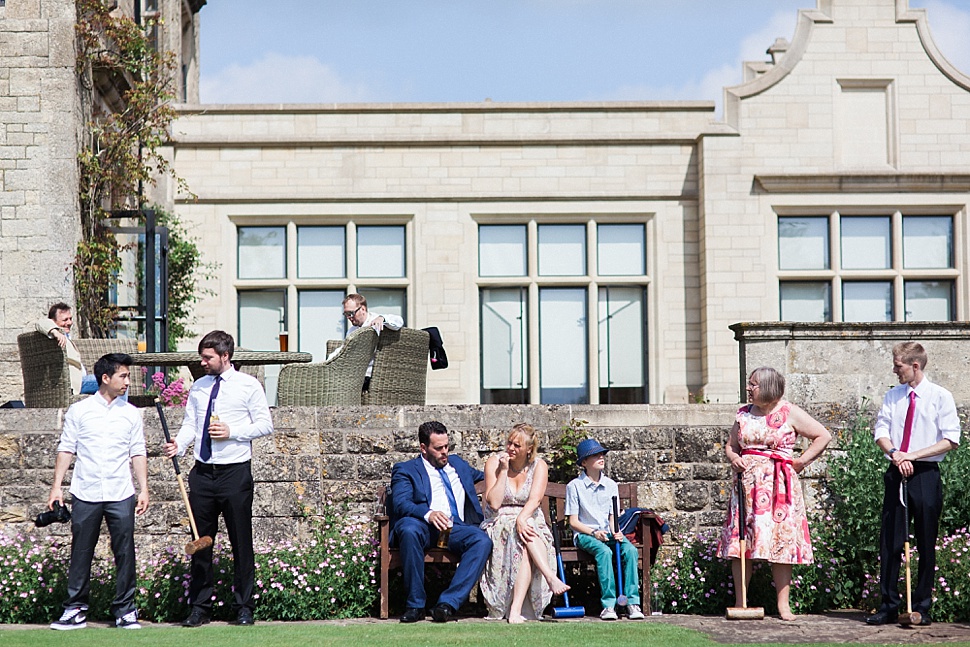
[551,520,585,618]
[155,399,213,555]
[898,477,922,627]
[612,495,628,608]
[726,474,765,620]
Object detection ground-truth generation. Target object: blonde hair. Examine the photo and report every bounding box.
[508,423,539,463]
[893,342,928,370]
[750,366,785,405]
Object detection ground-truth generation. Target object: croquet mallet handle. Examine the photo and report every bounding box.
[155,399,202,541]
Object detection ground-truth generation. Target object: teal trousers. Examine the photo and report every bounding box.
[574,533,640,608]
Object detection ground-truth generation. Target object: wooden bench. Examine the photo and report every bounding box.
[376,480,659,618]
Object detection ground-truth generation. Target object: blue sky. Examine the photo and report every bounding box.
[198,0,970,110]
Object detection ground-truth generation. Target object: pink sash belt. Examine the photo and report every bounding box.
[741,448,794,522]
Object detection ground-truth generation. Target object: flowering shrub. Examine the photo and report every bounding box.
[143,368,189,406]
[0,504,378,623]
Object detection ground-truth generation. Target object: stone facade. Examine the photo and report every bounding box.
[0,403,873,553]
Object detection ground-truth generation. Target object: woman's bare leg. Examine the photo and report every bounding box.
[508,555,532,623]
[522,535,569,595]
[772,562,796,620]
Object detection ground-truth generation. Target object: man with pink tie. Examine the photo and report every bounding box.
[867,342,960,626]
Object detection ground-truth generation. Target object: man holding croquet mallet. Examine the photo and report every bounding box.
[163,330,273,627]
[48,353,148,630]
[565,438,643,621]
[868,342,960,627]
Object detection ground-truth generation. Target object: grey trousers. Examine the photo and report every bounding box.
[63,495,137,618]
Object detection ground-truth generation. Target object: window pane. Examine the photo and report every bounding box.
[841,217,890,269]
[842,281,892,322]
[598,287,646,404]
[903,216,953,269]
[297,226,345,278]
[238,290,285,404]
[298,291,345,362]
[538,225,586,276]
[481,288,528,403]
[539,288,588,404]
[479,225,526,277]
[357,226,405,278]
[238,226,286,279]
[598,224,645,276]
[779,282,830,322]
[905,281,953,321]
[358,288,406,323]
[778,217,828,270]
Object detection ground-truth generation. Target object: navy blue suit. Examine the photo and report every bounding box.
[389,455,492,611]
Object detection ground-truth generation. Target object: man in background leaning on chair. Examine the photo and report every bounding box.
[163,330,274,628]
[342,293,403,391]
[390,421,492,623]
[30,302,98,395]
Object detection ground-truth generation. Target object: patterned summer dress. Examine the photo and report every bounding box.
[479,459,556,619]
[717,401,814,564]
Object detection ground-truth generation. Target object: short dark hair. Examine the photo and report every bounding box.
[94,353,132,385]
[418,420,448,446]
[48,302,71,320]
[199,330,234,359]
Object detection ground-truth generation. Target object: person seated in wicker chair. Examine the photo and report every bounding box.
[29,303,97,395]
[342,293,403,392]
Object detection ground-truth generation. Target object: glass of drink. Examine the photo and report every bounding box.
[137,334,147,353]
[278,330,289,352]
[436,517,453,549]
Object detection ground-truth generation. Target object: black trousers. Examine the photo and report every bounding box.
[64,495,137,618]
[187,461,255,613]
[878,463,942,614]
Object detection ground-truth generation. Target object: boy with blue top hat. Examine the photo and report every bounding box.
[565,438,643,620]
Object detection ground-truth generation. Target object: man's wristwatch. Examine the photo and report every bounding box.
[889,448,899,456]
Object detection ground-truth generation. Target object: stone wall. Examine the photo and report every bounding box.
[0,403,875,554]
[732,322,970,407]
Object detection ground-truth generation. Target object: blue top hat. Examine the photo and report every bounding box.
[576,438,609,465]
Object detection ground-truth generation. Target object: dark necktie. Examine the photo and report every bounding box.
[438,467,461,522]
[200,376,221,462]
[900,390,916,453]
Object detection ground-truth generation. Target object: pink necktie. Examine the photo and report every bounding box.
[900,390,916,453]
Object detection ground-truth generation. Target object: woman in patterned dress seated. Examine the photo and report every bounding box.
[718,366,832,620]
[479,423,569,623]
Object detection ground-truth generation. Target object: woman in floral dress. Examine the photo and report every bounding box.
[480,423,569,622]
[718,366,832,620]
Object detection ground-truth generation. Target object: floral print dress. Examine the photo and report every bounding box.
[717,402,814,564]
[479,459,556,619]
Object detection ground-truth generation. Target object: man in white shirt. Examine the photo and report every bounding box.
[31,302,98,395]
[163,330,273,628]
[342,293,404,391]
[48,353,148,630]
[867,342,960,626]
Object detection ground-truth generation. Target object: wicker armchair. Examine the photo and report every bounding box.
[17,333,145,408]
[276,327,378,406]
[327,327,430,405]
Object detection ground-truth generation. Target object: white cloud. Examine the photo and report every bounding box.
[922,1,970,77]
[200,52,376,104]
[600,10,797,116]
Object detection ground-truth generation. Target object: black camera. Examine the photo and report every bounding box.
[34,501,71,527]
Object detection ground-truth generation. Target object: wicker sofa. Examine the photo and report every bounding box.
[326,327,429,406]
[17,332,146,408]
[276,327,378,406]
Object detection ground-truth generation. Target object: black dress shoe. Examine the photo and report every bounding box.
[866,609,898,625]
[236,609,255,626]
[430,603,456,623]
[182,608,211,627]
[399,607,425,623]
[918,612,932,626]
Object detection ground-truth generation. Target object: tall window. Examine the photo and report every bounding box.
[236,221,409,400]
[478,220,649,404]
[778,212,956,322]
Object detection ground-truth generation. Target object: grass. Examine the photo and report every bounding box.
[0,621,962,647]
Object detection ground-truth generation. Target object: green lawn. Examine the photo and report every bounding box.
[0,621,960,647]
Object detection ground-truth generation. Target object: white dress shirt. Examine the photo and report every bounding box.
[347,311,404,377]
[421,456,467,522]
[58,392,145,502]
[874,377,961,461]
[175,367,273,464]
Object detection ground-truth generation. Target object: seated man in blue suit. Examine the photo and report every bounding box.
[390,420,492,623]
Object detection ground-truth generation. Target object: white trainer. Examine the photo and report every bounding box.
[627,604,645,620]
[50,608,87,630]
[600,607,618,620]
[116,610,142,629]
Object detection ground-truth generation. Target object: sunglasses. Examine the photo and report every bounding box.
[343,306,362,319]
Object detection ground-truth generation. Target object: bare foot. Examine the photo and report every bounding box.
[508,614,527,624]
[547,576,571,595]
[779,608,797,621]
